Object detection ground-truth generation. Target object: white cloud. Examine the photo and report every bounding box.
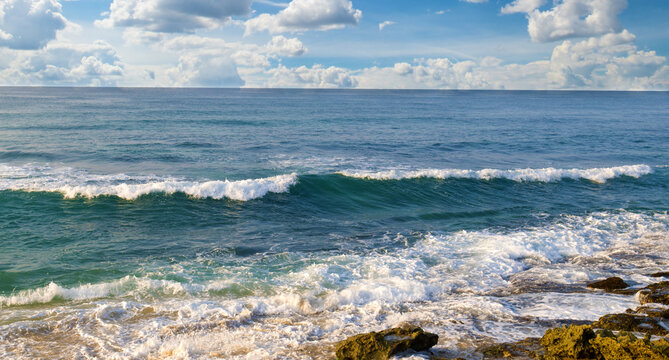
[245,0,362,34]
[547,30,667,89]
[0,40,124,85]
[265,35,307,57]
[501,0,545,14]
[258,64,357,88]
[246,30,668,90]
[379,21,395,31]
[95,0,253,33]
[504,0,628,43]
[0,0,67,49]
[166,53,244,87]
[155,34,306,87]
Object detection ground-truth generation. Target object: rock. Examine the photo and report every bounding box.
[587,277,629,292]
[627,306,669,319]
[650,272,669,278]
[637,282,669,305]
[590,332,669,360]
[335,324,438,360]
[540,324,598,360]
[478,337,543,359]
[593,313,668,336]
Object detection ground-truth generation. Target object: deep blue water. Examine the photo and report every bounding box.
[0,88,667,358]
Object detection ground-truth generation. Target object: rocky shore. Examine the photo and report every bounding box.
[335,277,669,359]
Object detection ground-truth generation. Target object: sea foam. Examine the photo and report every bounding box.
[1,211,664,359]
[0,164,297,201]
[338,164,652,183]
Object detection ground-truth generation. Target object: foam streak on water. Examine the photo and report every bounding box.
[338,164,652,183]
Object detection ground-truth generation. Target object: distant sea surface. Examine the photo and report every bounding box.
[1,88,668,359]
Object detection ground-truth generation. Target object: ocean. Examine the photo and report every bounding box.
[0,88,667,359]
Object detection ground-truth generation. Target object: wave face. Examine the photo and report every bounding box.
[0,164,297,201]
[338,164,652,183]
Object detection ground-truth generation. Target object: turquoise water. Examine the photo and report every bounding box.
[0,88,668,359]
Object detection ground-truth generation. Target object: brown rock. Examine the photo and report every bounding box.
[335,324,438,360]
[638,282,669,305]
[479,337,543,359]
[587,277,629,292]
[650,272,669,278]
[593,313,668,336]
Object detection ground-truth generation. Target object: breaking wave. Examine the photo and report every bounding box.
[0,164,297,201]
[338,164,652,183]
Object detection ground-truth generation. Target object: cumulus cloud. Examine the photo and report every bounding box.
[244,0,362,34]
[265,35,307,57]
[155,34,306,87]
[166,54,244,87]
[0,40,124,85]
[96,0,253,33]
[0,0,67,49]
[260,64,357,88]
[245,30,668,90]
[547,30,667,89]
[501,0,545,14]
[503,0,628,42]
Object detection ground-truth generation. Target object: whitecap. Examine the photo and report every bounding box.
[338,164,653,183]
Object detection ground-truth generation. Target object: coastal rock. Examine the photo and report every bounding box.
[538,325,669,360]
[587,277,629,292]
[637,282,669,305]
[629,306,669,319]
[593,313,668,336]
[591,331,669,360]
[479,337,543,359]
[650,272,669,278]
[540,324,598,360]
[335,324,438,360]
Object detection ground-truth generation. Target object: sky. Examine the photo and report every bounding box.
[0,0,668,89]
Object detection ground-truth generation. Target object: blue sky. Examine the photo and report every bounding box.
[0,0,667,89]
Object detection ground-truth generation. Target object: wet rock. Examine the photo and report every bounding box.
[335,324,438,360]
[627,306,669,320]
[590,331,669,360]
[479,337,543,359]
[638,282,669,305]
[587,277,629,292]
[593,313,668,336]
[540,324,598,360]
[650,272,669,278]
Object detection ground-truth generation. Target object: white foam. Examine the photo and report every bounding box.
[1,211,667,358]
[338,164,653,183]
[0,164,297,201]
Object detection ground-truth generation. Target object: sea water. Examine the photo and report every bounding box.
[0,88,667,359]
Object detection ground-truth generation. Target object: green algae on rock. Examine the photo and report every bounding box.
[335,324,438,360]
[587,277,630,292]
[590,332,669,360]
[540,325,599,360]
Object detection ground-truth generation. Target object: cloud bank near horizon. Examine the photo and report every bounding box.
[0,0,666,90]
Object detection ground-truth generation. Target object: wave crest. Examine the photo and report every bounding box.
[337,164,652,183]
[0,165,297,201]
